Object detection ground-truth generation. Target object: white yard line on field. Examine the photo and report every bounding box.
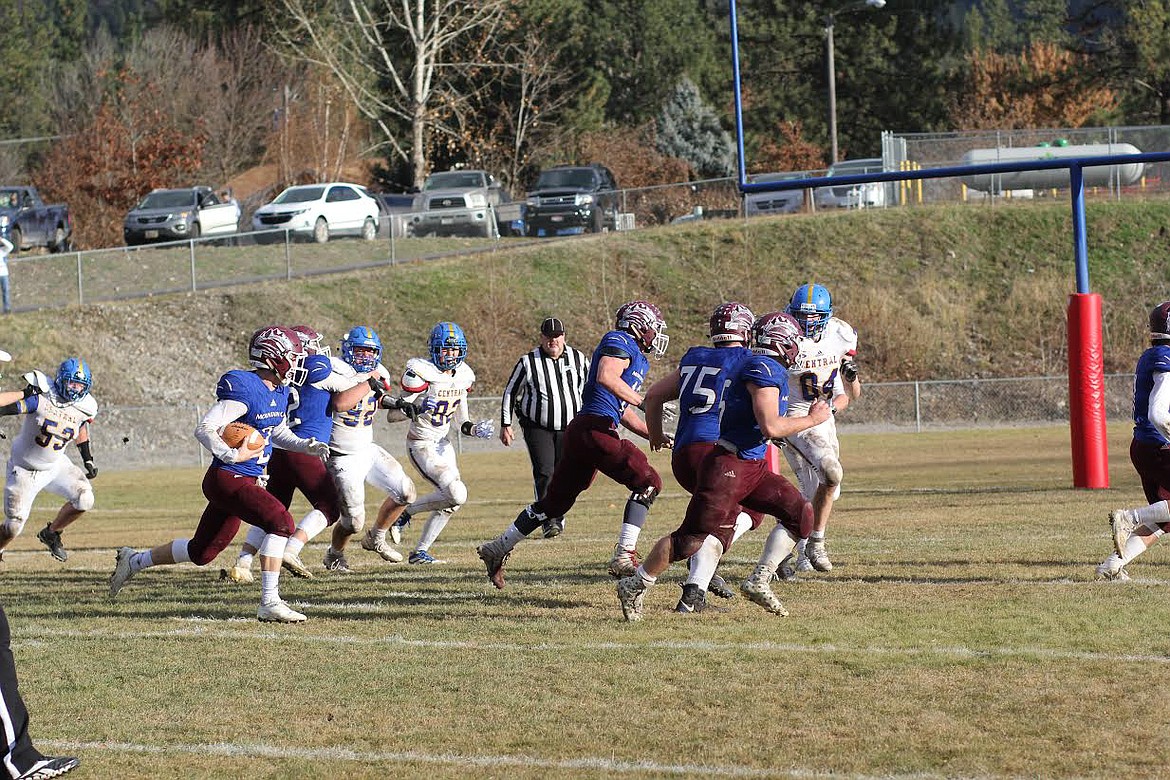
[18,625,1170,666]
[36,738,988,780]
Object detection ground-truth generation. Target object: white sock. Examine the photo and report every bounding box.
[298,509,329,541]
[795,538,808,558]
[731,512,753,544]
[418,512,451,552]
[501,525,527,550]
[686,535,722,588]
[129,550,154,573]
[242,524,266,553]
[758,526,800,572]
[372,528,388,543]
[809,530,825,542]
[237,552,255,568]
[171,539,191,564]
[1121,525,1164,564]
[283,537,305,558]
[260,570,280,604]
[634,565,656,587]
[1135,501,1170,526]
[617,522,641,550]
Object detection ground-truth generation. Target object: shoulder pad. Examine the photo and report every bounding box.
[305,355,333,384]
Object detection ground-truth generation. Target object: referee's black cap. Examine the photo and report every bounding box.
[541,317,565,337]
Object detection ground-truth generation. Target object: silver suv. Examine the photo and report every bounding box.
[124,186,240,245]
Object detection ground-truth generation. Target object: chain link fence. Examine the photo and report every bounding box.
[0,375,1133,473]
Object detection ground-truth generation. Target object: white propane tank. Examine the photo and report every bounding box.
[959,143,1143,193]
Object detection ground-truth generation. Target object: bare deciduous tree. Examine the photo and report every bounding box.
[273,0,509,188]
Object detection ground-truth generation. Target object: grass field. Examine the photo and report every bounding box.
[4,424,1169,779]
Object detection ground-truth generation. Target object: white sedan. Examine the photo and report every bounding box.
[251,182,380,243]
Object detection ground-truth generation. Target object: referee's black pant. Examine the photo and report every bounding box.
[520,419,566,520]
[1,603,46,779]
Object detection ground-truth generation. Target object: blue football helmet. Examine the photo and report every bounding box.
[429,322,467,370]
[340,326,382,373]
[787,283,833,340]
[55,357,92,402]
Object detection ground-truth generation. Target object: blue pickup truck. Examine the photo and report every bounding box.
[0,186,73,253]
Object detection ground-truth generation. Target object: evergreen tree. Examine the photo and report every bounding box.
[655,77,734,177]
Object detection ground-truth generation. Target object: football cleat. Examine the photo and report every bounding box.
[616,576,647,622]
[1096,557,1131,582]
[322,547,352,573]
[408,549,443,564]
[674,583,707,614]
[776,553,799,582]
[390,511,411,545]
[1110,509,1139,558]
[806,539,833,572]
[281,552,314,579]
[707,573,736,600]
[542,517,565,539]
[220,563,255,584]
[37,524,67,562]
[361,531,404,562]
[109,546,136,598]
[257,599,307,623]
[16,755,80,779]
[607,544,641,578]
[741,565,789,616]
[476,538,511,589]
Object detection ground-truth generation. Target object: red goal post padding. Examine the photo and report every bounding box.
[1068,292,1109,489]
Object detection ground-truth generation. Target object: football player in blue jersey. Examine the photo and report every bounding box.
[108,325,332,623]
[616,311,831,621]
[643,301,761,613]
[1099,301,1170,581]
[476,300,669,589]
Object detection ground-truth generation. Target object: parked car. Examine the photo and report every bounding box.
[123,186,240,246]
[744,171,810,216]
[525,164,619,236]
[410,170,523,238]
[251,182,380,243]
[814,158,889,209]
[0,186,72,253]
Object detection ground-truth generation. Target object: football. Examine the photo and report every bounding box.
[220,421,264,450]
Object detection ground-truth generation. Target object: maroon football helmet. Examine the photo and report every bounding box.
[751,311,802,368]
[614,300,669,357]
[290,324,329,356]
[709,301,755,345]
[1150,301,1170,341]
[249,325,308,386]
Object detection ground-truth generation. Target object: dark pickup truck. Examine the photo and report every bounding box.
[0,186,72,253]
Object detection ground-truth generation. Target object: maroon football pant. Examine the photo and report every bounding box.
[533,414,661,519]
[1130,438,1170,505]
[266,448,341,524]
[672,441,765,529]
[186,466,296,566]
[669,446,810,562]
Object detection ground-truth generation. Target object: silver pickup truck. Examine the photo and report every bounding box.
[410,170,524,238]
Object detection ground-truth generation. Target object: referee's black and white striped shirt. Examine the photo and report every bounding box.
[500,344,590,431]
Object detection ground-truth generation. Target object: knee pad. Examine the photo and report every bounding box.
[2,517,25,539]
[822,457,844,488]
[73,486,95,512]
[629,484,660,509]
[446,480,468,508]
[342,512,366,534]
[399,477,417,506]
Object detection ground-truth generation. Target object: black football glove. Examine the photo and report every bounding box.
[384,396,421,421]
[83,460,98,479]
[841,359,859,383]
[367,376,389,399]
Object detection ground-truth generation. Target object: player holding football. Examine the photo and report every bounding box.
[319,326,420,572]
[108,326,331,623]
[389,322,494,564]
[476,300,668,589]
[777,282,861,577]
[616,311,831,621]
[1098,301,1170,581]
[642,301,760,613]
[0,358,98,564]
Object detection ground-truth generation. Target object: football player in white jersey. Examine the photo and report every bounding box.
[320,326,420,572]
[779,283,861,577]
[390,322,494,564]
[0,358,98,563]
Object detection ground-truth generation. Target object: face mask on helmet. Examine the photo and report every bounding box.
[787,283,833,340]
[249,325,308,386]
[341,326,382,373]
[1150,301,1170,341]
[54,357,92,402]
[615,300,669,358]
[709,302,755,345]
[291,325,330,356]
[751,312,802,368]
[429,322,467,370]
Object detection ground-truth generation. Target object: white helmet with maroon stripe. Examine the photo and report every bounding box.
[615,300,668,358]
[249,325,307,386]
[709,301,755,345]
[751,311,802,368]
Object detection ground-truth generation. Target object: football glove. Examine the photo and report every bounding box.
[419,397,439,415]
[462,419,495,439]
[841,359,859,383]
[661,401,679,423]
[383,396,421,421]
[21,370,49,397]
[305,438,331,460]
[367,375,389,399]
[83,460,98,479]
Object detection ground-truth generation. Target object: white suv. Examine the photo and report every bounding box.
[251,182,380,243]
[814,158,888,209]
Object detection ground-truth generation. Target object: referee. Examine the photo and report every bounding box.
[499,317,589,538]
